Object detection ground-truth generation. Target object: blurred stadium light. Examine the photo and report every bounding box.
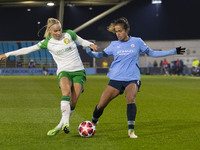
[152,0,162,4]
[47,2,54,6]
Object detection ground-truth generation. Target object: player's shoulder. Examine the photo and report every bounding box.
[130,36,143,41]
[110,40,118,44]
[63,29,77,41]
[63,29,73,34]
[129,36,145,45]
[37,36,52,49]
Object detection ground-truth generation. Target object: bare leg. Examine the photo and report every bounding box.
[92,85,120,123]
[60,77,72,96]
[57,77,72,130]
[125,83,138,104]
[125,83,138,138]
[47,77,72,135]
[70,83,83,117]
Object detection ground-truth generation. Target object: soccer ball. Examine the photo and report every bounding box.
[78,121,96,137]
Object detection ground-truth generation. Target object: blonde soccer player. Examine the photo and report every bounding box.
[0,18,98,136]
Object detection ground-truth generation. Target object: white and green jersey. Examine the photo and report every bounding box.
[5,30,93,75]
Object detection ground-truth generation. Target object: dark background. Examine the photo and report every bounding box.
[1,0,200,41]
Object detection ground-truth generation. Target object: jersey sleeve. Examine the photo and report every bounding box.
[64,29,93,47]
[138,38,149,53]
[75,36,93,47]
[86,47,108,58]
[37,37,51,49]
[66,30,77,41]
[5,44,40,57]
[103,42,114,56]
[146,48,177,57]
[138,38,177,57]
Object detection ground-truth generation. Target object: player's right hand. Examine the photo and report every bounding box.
[0,54,6,61]
[89,44,98,51]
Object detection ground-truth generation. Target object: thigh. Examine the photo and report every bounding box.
[97,85,120,110]
[70,83,83,107]
[60,77,72,96]
[72,71,86,92]
[125,83,138,104]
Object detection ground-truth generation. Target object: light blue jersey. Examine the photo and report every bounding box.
[86,36,177,81]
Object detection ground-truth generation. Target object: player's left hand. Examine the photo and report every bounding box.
[90,44,98,51]
[176,46,186,55]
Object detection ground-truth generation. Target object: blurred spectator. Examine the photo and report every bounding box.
[175,59,179,75]
[170,60,176,75]
[29,59,35,68]
[148,62,152,68]
[17,61,22,68]
[160,60,163,67]
[160,60,163,74]
[102,60,108,68]
[43,66,48,75]
[192,59,200,76]
[178,59,184,75]
[153,60,158,67]
[163,58,169,75]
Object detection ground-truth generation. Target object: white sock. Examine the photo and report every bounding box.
[57,118,64,129]
[57,100,70,129]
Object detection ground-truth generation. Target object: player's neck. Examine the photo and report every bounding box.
[121,36,130,42]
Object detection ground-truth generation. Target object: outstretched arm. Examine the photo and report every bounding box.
[0,44,40,61]
[3,44,40,59]
[86,47,108,58]
[146,46,185,57]
[75,36,98,51]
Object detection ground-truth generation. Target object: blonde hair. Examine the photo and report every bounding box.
[44,18,60,38]
[107,17,130,33]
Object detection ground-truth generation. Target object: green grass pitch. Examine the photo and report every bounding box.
[0,75,200,150]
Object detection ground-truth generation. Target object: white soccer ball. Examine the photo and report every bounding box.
[78,121,96,137]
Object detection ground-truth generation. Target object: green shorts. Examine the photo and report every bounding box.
[57,70,86,89]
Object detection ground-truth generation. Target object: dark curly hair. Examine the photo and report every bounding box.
[107,17,130,33]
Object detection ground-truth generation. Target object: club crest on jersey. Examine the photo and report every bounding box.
[131,44,135,47]
[64,38,70,44]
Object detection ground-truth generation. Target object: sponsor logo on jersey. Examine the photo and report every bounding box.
[64,38,70,44]
[56,47,72,55]
[117,50,134,55]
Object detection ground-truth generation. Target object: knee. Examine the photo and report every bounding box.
[127,95,136,104]
[62,91,71,97]
[61,86,71,96]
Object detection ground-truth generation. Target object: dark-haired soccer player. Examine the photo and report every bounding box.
[86,17,185,138]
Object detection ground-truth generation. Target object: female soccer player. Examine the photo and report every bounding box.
[86,17,185,138]
[0,18,98,136]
